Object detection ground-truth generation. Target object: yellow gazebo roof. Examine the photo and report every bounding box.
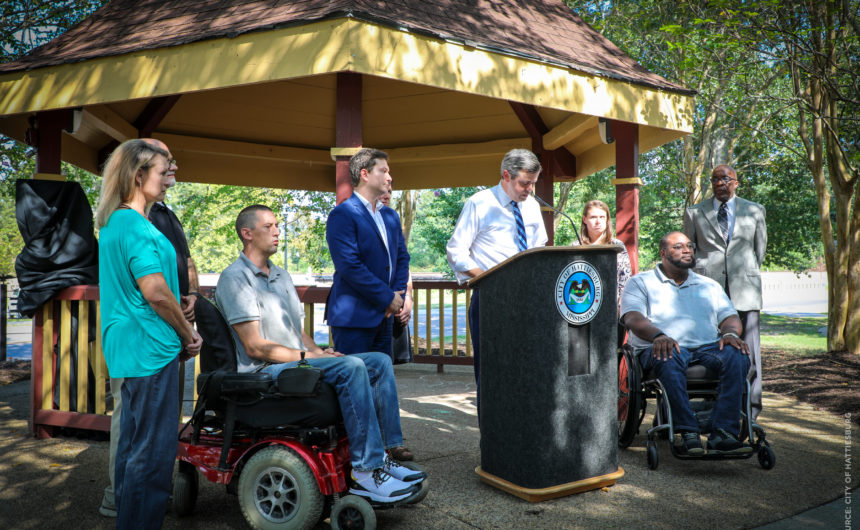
[0,0,694,190]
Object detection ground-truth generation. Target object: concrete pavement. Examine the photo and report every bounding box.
[0,363,856,529]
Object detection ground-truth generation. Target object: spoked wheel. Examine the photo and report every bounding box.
[172,460,199,516]
[331,495,376,530]
[237,445,323,530]
[618,345,643,448]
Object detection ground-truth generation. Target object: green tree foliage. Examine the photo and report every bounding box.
[0,0,106,277]
[166,182,336,274]
[564,0,825,272]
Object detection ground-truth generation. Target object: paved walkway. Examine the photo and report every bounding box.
[0,363,855,528]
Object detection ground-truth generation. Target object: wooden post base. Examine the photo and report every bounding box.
[475,466,624,502]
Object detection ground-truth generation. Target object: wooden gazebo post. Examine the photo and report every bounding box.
[30,110,65,177]
[612,120,641,274]
[333,72,363,205]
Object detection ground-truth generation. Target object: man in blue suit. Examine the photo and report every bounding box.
[326,148,411,361]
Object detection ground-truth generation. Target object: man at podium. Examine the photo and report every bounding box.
[445,149,548,411]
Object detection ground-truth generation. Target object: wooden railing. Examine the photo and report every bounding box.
[30,281,474,437]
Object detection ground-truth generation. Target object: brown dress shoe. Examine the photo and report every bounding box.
[388,446,414,461]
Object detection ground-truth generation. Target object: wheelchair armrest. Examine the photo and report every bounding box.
[197,371,274,396]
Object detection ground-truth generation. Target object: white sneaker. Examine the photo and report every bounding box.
[349,469,417,503]
[98,496,117,518]
[383,454,426,483]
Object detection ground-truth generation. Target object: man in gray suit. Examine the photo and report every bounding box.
[683,164,767,421]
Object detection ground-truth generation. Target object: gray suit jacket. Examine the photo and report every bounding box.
[683,196,767,311]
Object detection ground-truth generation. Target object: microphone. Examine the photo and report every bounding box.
[533,195,582,245]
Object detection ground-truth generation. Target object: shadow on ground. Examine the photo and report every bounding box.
[0,364,856,528]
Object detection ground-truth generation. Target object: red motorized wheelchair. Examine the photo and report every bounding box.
[172,296,427,529]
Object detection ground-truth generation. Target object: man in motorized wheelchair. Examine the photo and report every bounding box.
[620,231,752,455]
[215,204,425,504]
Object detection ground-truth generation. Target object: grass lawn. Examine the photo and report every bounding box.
[760,313,827,356]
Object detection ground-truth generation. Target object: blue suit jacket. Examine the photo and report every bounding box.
[325,193,410,328]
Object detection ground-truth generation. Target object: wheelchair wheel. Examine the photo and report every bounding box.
[331,494,376,530]
[758,445,776,470]
[618,345,643,448]
[172,460,198,517]
[646,441,659,470]
[238,445,324,530]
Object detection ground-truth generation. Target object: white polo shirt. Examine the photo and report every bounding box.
[620,265,738,352]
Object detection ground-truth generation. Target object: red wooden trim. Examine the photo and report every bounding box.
[34,409,111,432]
[30,308,49,438]
[34,110,66,174]
[294,286,331,304]
[336,72,362,147]
[335,157,353,205]
[412,355,473,366]
[53,285,100,300]
[411,281,469,290]
[613,120,640,274]
[335,72,362,205]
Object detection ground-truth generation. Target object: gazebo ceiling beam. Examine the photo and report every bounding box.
[153,132,533,169]
[385,138,528,163]
[80,106,137,142]
[135,95,180,137]
[154,132,334,165]
[509,101,576,179]
[543,114,596,151]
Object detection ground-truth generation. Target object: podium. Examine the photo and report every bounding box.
[471,245,624,501]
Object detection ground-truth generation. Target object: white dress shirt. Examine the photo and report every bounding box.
[446,182,548,284]
[713,196,737,242]
[356,192,391,281]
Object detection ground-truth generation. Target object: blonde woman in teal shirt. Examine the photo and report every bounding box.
[95,139,202,529]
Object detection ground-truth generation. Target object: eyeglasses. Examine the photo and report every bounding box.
[710,175,736,184]
[670,243,696,251]
[167,158,178,168]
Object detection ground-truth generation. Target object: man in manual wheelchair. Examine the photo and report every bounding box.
[214,204,425,505]
[620,231,752,456]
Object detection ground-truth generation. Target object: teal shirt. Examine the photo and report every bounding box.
[99,209,182,377]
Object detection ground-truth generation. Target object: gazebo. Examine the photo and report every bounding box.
[0,0,693,271]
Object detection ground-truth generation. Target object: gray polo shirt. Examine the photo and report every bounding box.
[216,252,305,373]
[620,265,737,352]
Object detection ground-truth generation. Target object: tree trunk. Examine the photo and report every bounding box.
[396,190,416,245]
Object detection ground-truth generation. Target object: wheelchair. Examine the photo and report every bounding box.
[617,343,775,471]
[172,296,427,529]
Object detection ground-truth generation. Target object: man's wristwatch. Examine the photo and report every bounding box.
[652,331,665,341]
[721,332,740,340]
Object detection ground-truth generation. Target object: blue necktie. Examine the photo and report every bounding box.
[511,200,527,252]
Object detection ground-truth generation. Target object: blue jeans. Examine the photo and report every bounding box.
[638,341,750,437]
[263,352,403,471]
[332,316,394,356]
[115,356,179,529]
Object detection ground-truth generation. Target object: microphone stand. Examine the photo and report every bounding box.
[533,195,582,245]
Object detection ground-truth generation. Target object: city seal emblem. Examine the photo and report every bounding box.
[555,261,603,325]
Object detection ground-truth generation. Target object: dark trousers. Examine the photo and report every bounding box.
[115,356,179,529]
[468,290,480,417]
[739,310,762,421]
[333,316,394,356]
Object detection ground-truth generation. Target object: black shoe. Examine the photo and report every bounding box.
[708,428,753,454]
[680,431,704,455]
